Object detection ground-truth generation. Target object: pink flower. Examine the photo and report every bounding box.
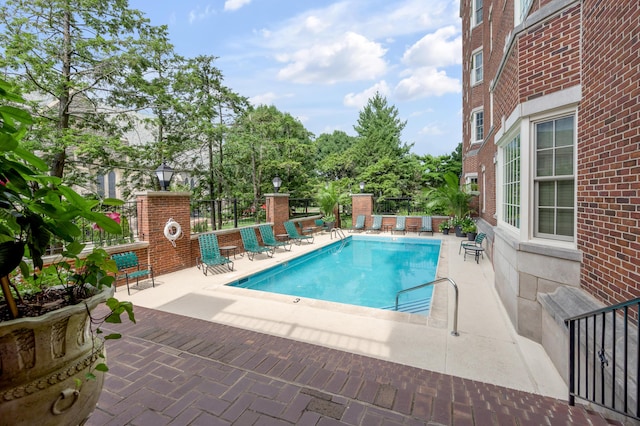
[93,212,121,230]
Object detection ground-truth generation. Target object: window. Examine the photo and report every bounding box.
[515,0,532,25]
[108,171,116,198]
[96,175,105,198]
[472,110,484,143]
[471,50,483,85]
[503,135,520,228]
[534,116,575,240]
[472,0,483,27]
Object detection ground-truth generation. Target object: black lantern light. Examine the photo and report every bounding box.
[359,181,365,193]
[155,162,174,191]
[272,175,282,193]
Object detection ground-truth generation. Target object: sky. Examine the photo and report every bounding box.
[129,0,462,156]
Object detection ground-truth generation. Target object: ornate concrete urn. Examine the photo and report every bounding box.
[0,287,113,425]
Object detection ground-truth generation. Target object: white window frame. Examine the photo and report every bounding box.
[471,0,483,27]
[502,134,521,229]
[533,114,576,242]
[471,108,484,144]
[471,48,483,85]
[514,0,533,26]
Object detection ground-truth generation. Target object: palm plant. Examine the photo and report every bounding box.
[317,182,341,228]
[425,172,474,218]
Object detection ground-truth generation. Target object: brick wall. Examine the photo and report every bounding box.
[577,1,640,304]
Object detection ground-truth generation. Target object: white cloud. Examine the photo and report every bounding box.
[188,5,215,24]
[394,67,460,100]
[402,26,462,68]
[419,124,445,135]
[277,32,387,84]
[224,0,251,12]
[344,81,391,108]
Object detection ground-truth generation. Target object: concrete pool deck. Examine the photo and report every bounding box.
[108,231,567,400]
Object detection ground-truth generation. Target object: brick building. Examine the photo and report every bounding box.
[460,0,639,367]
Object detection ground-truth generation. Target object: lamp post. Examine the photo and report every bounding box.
[359,181,365,193]
[155,162,174,191]
[272,175,282,193]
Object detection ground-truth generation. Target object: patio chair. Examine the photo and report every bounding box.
[367,215,382,233]
[259,224,292,252]
[197,233,233,275]
[418,216,434,236]
[240,227,275,260]
[284,221,314,244]
[112,251,154,295]
[350,214,365,233]
[460,232,487,256]
[392,216,406,234]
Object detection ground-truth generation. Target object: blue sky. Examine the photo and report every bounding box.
[129,0,462,156]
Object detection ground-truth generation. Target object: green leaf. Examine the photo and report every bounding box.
[0,133,18,151]
[104,333,122,340]
[94,363,109,372]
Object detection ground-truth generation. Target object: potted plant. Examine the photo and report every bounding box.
[438,219,452,235]
[425,172,475,237]
[461,217,478,241]
[0,79,134,425]
[317,182,341,230]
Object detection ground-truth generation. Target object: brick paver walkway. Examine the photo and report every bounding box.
[87,307,619,425]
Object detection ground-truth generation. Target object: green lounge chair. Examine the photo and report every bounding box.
[197,233,233,275]
[112,251,154,295]
[392,216,406,234]
[284,221,314,244]
[350,214,365,233]
[418,216,434,236]
[259,224,292,252]
[240,227,274,260]
[460,232,486,255]
[367,215,382,232]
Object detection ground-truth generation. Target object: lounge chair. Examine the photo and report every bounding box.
[392,216,406,234]
[418,216,433,236]
[197,233,233,275]
[350,214,365,233]
[460,232,486,256]
[112,251,154,295]
[284,221,314,244]
[367,215,382,233]
[259,224,292,252]
[240,227,274,260]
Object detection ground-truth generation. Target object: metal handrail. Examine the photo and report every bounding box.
[395,277,459,336]
[565,297,640,421]
[330,227,346,240]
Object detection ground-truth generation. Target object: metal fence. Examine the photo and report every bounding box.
[566,297,640,421]
[374,197,422,215]
[191,198,266,232]
[46,200,142,255]
[289,198,319,218]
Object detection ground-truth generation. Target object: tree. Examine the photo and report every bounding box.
[425,172,474,217]
[315,131,357,181]
[0,0,164,190]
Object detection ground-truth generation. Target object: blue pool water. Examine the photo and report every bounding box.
[229,236,440,314]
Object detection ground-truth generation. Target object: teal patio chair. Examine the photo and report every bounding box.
[350,214,365,233]
[392,216,406,234]
[197,233,233,275]
[259,224,292,252]
[112,251,154,295]
[284,221,314,244]
[367,215,382,233]
[460,232,486,254]
[240,227,274,260]
[418,216,433,236]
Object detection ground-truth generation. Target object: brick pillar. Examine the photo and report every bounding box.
[352,193,374,227]
[265,193,289,235]
[136,191,192,276]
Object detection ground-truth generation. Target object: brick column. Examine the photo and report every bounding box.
[352,193,374,227]
[265,193,289,235]
[136,191,192,276]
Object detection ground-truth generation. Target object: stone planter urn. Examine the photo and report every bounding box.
[0,286,113,426]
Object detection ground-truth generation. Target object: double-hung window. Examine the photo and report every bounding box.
[503,135,521,228]
[472,0,483,27]
[472,109,484,144]
[534,116,575,240]
[471,50,483,85]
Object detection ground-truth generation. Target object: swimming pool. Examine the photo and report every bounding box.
[229,236,440,315]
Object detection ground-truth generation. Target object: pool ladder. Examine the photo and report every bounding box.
[331,227,348,253]
[395,277,459,336]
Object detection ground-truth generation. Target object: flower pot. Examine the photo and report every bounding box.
[454,225,464,237]
[0,286,114,426]
[442,228,450,235]
[467,232,477,241]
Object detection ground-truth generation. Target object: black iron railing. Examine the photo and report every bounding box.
[191,198,266,232]
[565,297,640,421]
[373,197,421,215]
